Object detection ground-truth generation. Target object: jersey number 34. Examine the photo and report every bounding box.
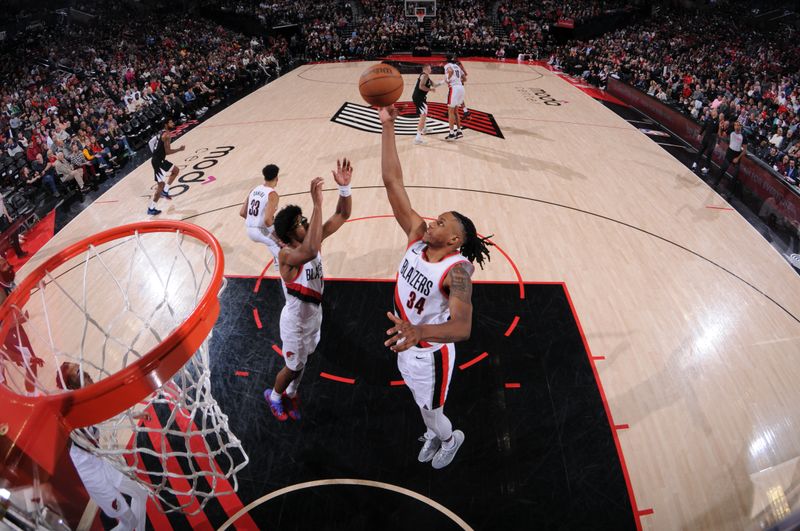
[406,292,426,314]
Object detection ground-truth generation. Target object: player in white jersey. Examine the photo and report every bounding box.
[59,362,149,531]
[240,164,282,273]
[264,159,353,421]
[443,54,466,141]
[379,105,493,469]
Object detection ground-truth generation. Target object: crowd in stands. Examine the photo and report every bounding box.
[0,5,290,256]
[549,8,800,186]
[2,0,800,259]
[352,0,422,59]
[430,0,499,57]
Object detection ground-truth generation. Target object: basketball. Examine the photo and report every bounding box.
[359,63,403,107]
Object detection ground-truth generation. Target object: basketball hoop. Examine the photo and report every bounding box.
[415,7,426,24]
[0,220,248,515]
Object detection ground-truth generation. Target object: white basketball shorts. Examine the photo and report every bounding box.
[447,86,465,108]
[397,343,455,410]
[279,304,322,371]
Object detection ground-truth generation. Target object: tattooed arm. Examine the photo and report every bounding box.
[385,263,474,352]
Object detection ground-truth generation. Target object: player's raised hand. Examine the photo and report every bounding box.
[310,177,324,206]
[385,312,421,353]
[332,158,353,186]
[379,105,399,124]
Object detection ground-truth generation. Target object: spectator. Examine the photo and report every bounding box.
[29,153,60,198]
[54,152,91,193]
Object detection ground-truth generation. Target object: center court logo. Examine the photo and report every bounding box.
[331,101,504,138]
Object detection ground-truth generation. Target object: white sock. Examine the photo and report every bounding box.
[415,132,422,140]
[442,434,456,449]
[285,368,304,397]
[270,389,281,402]
[149,201,157,210]
[163,183,170,193]
[463,106,469,112]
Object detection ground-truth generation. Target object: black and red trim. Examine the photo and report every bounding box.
[286,283,323,304]
[431,345,450,408]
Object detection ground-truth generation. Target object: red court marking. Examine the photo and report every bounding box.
[141,411,214,529]
[504,316,520,337]
[171,405,258,528]
[252,308,263,329]
[615,424,630,430]
[504,382,521,389]
[235,371,249,377]
[7,210,55,269]
[320,372,356,384]
[638,508,654,516]
[592,356,606,361]
[390,379,406,386]
[253,259,274,293]
[705,205,734,211]
[145,496,172,530]
[272,344,283,356]
[458,351,488,370]
[201,175,216,185]
[564,283,643,531]
[124,406,172,530]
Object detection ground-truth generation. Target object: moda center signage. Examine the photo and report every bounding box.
[156,119,236,197]
[331,101,504,138]
[516,87,565,106]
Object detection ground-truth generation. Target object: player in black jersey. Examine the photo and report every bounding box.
[147,119,185,216]
[412,64,436,145]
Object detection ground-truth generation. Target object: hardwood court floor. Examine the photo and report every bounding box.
[18,60,800,530]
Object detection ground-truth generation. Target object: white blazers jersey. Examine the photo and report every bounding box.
[245,185,276,229]
[445,63,464,87]
[283,252,324,310]
[394,240,473,353]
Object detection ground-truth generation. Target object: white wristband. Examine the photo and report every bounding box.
[338,184,351,197]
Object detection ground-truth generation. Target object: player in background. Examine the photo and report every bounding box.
[379,105,493,468]
[264,159,354,421]
[147,119,185,216]
[59,362,149,531]
[240,164,283,273]
[443,54,466,141]
[412,64,436,145]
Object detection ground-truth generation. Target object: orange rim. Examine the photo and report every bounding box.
[0,220,224,463]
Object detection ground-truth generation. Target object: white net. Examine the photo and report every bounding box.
[0,226,248,514]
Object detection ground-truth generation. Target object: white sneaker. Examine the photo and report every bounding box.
[432,430,464,469]
[701,167,709,174]
[417,435,440,462]
[691,162,697,170]
[413,137,425,145]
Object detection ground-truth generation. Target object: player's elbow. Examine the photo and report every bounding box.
[453,319,472,342]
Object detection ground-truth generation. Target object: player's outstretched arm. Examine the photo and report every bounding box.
[282,178,324,268]
[322,158,353,240]
[384,263,473,352]
[379,106,426,242]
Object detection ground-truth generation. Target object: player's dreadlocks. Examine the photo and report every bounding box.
[451,211,493,270]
